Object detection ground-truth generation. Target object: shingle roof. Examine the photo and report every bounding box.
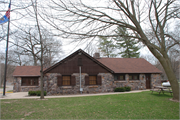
[13,50,162,76]
[13,66,41,77]
[97,58,162,73]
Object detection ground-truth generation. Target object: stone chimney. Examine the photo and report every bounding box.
[93,53,100,59]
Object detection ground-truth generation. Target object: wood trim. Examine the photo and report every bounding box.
[85,76,89,85]
[57,76,62,86]
[71,76,76,86]
[43,49,114,74]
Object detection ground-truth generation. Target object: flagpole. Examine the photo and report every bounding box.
[3,0,11,96]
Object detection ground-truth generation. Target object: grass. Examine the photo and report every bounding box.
[0,87,8,89]
[7,90,13,92]
[1,91,179,119]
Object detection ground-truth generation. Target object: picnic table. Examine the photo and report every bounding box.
[150,86,173,96]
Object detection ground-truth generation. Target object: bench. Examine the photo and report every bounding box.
[150,86,173,96]
[150,89,162,95]
[162,89,173,96]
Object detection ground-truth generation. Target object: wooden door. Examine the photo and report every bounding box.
[146,74,151,89]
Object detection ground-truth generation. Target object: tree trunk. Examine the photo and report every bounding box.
[148,46,179,100]
[158,54,179,101]
[138,28,179,101]
[31,0,44,99]
[33,56,37,66]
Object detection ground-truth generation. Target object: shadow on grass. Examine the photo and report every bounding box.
[149,92,172,98]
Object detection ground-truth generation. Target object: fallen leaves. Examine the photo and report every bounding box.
[24,111,34,117]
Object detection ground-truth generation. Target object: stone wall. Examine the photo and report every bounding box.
[13,77,41,92]
[151,74,162,88]
[45,73,150,95]
[45,73,115,95]
[114,74,146,90]
[13,73,161,94]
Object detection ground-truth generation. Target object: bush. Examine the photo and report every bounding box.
[125,86,131,91]
[119,87,126,92]
[114,88,120,92]
[114,87,125,92]
[28,91,47,96]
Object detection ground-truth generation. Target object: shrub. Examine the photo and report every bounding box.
[114,88,120,92]
[125,86,131,91]
[119,87,125,92]
[114,87,125,92]
[28,91,47,96]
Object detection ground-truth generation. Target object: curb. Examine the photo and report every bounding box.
[0,92,13,93]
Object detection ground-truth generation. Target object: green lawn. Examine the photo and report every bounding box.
[1,91,179,119]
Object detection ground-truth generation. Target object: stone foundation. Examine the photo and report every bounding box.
[114,74,146,90]
[13,77,41,92]
[151,74,162,87]
[13,73,161,94]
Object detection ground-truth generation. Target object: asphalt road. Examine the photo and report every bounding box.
[0,82,13,95]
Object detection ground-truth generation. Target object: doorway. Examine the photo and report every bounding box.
[146,74,151,89]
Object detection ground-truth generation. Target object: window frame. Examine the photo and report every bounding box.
[114,74,126,81]
[89,75,97,85]
[21,77,39,86]
[129,74,139,80]
[62,75,71,86]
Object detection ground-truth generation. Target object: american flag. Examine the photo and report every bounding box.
[0,1,11,25]
[5,5,11,19]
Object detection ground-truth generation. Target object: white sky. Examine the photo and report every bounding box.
[0,0,162,65]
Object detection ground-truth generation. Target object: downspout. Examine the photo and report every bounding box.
[79,66,82,94]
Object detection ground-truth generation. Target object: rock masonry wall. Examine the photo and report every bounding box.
[13,77,41,92]
[44,73,161,95]
[13,73,161,94]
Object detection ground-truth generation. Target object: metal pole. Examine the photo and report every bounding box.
[3,0,11,96]
[79,66,82,94]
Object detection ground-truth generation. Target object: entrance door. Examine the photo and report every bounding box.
[146,74,151,89]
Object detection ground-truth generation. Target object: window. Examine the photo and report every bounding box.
[129,74,139,80]
[21,77,38,86]
[89,76,97,85]
[62,76,71,85]
[57,75,76,86]
[85,75,102,85]
[114,74,125,80]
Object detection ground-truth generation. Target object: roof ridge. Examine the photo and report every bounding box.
[43,49,114,73]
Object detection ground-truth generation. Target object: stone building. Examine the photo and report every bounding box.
[13,49,162,95]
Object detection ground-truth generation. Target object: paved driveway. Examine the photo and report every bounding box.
[0,84,13,94]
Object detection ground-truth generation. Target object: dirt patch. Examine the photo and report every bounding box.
[2,100,18,103]
[36,99,48,100]
[24,111,34,117]
[169,98,180,102]
[3,102,11,104]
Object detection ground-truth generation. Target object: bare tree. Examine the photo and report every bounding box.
[10,26,62,67]
[30,0,44,99]
[41,0,180,100]
[84,41,99,56]
[0,54,15,87]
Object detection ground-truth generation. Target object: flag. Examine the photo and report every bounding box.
[0,2,11,25]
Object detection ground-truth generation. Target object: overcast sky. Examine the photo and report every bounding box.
[0,0,158,65]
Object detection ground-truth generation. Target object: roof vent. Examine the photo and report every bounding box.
[93,53,100,59]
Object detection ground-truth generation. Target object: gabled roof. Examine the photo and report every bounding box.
[13,66,41,77]
[97,58,162,73]
[13,50,162,77]
[43,49,114,74]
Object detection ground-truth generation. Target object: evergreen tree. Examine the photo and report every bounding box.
[115,27,140,58]
[98,36,117,58]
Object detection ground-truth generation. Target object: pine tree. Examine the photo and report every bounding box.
[115,27,140,58]
[98,36,117,58]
